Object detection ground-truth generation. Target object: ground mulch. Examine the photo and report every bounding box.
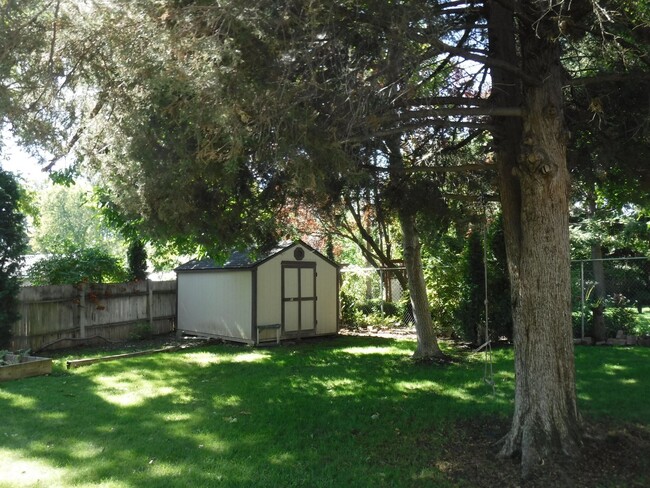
[436,418,650,487]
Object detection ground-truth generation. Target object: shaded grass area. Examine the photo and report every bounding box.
[1,337,649,487]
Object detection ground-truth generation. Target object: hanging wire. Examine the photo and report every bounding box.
[474,195,495,394]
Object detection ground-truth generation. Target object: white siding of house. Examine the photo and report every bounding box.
[177,271,253,341]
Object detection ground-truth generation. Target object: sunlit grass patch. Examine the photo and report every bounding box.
[91,371,178,407]
[0,336,648,487]
[0,390,37,410]
[395,379,442,393]
[337,344,413,356]
[0,448,70,488]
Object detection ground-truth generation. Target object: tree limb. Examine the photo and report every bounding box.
[426,38,540,86]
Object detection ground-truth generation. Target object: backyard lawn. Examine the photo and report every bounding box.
[1,336,649,488]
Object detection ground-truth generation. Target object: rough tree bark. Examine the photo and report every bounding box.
[387,134,445,360]
[399,208,446,359]
[489,1,581,478]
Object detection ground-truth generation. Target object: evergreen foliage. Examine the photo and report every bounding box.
[127,240,148,281]
[457,228,485,345]
[0,170,28,348]
[486,214,512,341]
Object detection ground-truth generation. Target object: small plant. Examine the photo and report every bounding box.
[604,294,638,336]
[129,322,153,341]
[632,310,650,337]
[0,349,32,366]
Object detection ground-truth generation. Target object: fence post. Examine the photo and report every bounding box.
[147,279,154,330]
[79,283,87,339]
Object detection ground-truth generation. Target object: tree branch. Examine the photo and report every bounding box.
[565,72,650,87]
[344,120,495,144]
[362,162,494,174]
[395,106,522,119]
[427,38,540,86]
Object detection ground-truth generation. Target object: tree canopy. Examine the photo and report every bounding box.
[2,0,650,479]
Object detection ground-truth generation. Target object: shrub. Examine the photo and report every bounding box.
[28,248,129,285]
[129,322,153,341]
[0,170,28,348]
[340,291,358,326]
[603,294,638,336]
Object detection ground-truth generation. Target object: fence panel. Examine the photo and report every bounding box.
[151,280,178,335]
[12,285,79,350]
[11,280,177,351]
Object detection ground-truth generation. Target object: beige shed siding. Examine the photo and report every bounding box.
[315,261,338,334]
[256,245,338,336]
[255,255,283,326]
[178,271,252,340]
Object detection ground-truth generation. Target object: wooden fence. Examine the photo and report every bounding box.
[11,280,177,351]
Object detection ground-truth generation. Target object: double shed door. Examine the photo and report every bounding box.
[282,262,316,334]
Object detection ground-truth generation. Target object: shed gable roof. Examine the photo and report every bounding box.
[175,240,338,272]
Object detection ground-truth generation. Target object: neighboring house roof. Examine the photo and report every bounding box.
[175,240,339,273]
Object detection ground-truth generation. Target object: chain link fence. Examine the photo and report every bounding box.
[572,257,650,340]
[341,257,650,341]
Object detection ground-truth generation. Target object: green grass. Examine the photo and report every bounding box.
[1,337,649,487]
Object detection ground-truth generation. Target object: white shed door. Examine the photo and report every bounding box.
[282,264,316,334]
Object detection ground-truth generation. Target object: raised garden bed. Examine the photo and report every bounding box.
[0,353,53,382]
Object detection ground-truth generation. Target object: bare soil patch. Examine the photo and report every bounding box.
[45,332,211,359]
[437,418,650,487]
[339,324,418,340]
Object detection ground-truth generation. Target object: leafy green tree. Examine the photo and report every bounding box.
[5,0,650,477]
[30,183,126,256]
[0,169,28,347]
[27,247,128,285]
[0,1,78,168]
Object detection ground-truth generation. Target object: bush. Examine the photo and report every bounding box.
[0,170,28,348]
[603,294,638,336]
[28,248,129,285]
[340,291,358,326]
[340,291,408,329]
[129,322,153,341]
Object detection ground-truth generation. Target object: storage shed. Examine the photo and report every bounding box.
[176,241,339,344]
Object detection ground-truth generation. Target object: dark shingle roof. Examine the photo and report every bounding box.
[175,241,292,272]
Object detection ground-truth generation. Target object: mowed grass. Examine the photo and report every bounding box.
[1,336,649,488]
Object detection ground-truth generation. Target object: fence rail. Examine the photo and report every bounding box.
[11,280,177,351]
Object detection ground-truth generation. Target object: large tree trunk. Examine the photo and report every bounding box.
[489,2,581,478]
[399,209,445,359]
[386,132,445,360]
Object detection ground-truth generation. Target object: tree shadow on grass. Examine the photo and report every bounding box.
[0,336,648,487]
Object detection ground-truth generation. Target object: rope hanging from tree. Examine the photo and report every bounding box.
[474,195,495,394]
